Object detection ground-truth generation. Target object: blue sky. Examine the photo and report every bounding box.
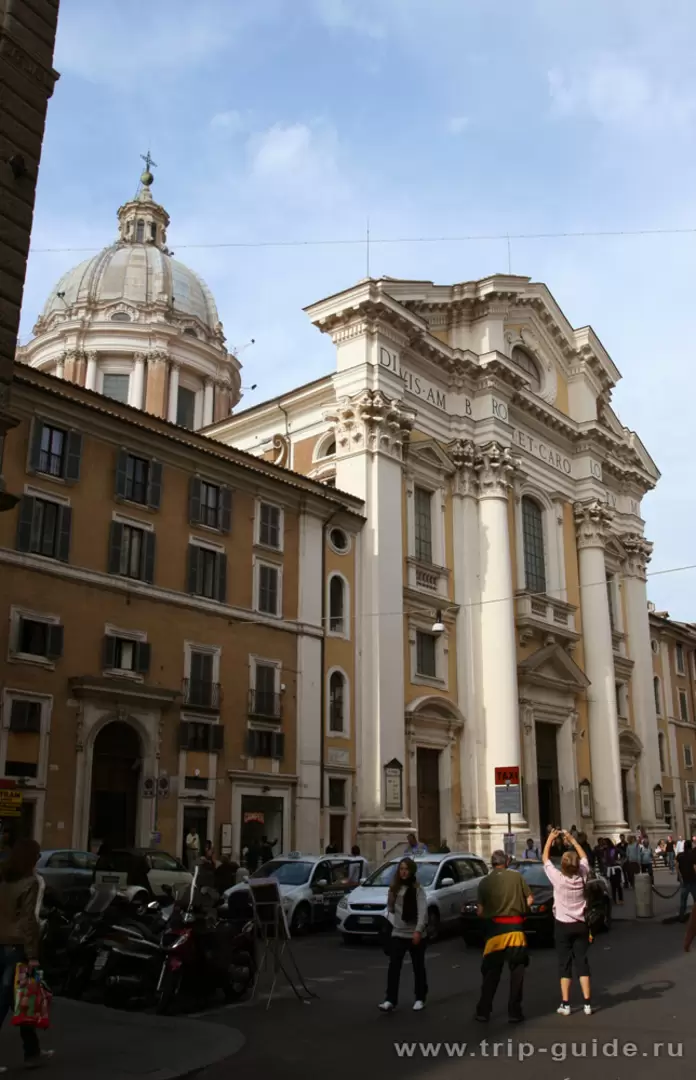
[22,0,695,616]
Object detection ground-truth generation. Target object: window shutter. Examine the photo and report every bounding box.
[215,552,227,603]
[28,420,44,473]
[102,635,117,669]
[56,505,72,562]
[143,530,156,584]
[46,624,64,659]
[107,521,124,575]
[115,449,129,498]
[64,430,83,482]
[210,725,224,752]
[246,729,260,757]
[189,650,204,684]
[16,496,35,553]
[135,641,151,674]
[179,721,191,750]
[272,732,285,760]
[10,701,29,730]
[187,544,200,594]
[189,476,202,525]
[147,460,163,509]
[219,487,232,533]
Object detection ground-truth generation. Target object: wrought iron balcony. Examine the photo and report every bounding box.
[248,688,283,721]
[182,678,222,711]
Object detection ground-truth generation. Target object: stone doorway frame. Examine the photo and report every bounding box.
[405,695,465,852]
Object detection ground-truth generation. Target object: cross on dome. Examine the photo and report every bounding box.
[117,153,169,249]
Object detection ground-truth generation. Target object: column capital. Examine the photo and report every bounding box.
[622,533,653,581]
[574,499,614,550]
[133,351,147,364]
[85,350,98,363]
[474,441,520,499]
[148,350,169,367]
[447,438,477,496]
[324,388,416,462]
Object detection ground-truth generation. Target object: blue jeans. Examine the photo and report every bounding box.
[679,882,696,918]
[0,946,40,1061]
[668,851,675,873]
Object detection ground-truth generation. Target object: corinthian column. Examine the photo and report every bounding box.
[476,441,526,847]
[203,379,215,426]
[85,351,98,391]
[623,534,662,828]
[574,500,625,832]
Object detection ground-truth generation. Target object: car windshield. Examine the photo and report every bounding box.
[251,860,313,886]
[363,862,439,888]
[512,863,549,887]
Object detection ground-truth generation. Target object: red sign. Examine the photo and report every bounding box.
[244,812,265,824]
[495,766,520,786]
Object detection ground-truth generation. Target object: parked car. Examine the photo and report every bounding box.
[37,849,98,907]
[93,848,192,897]
[459,859,612,946]
[336,852,488,942]
[225,852,370,934]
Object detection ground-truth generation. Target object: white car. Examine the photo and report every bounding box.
[225,852,370,934]
[336,852,488,941]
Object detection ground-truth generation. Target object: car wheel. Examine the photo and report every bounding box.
[291,902,311,936]
[427,908,440,942]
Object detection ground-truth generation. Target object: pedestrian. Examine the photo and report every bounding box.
[0,838,53,1068]
[473,850,531,1023]
[214,855,238,894]
[523,838,540,860]
[378,858,428,1013]
[592,838,607,876]
[260,835,277,863]
[542,828,593,1016]
[351,844,360,856]
[625,834,641,888]
[438,840,451,854]
[403,833,428,856]
[676,835,685,856]
[677,839,696,921]
[570,825,578,839]
[577,831,594,867]
[639,837,654,883]
[325,843,339,855]
[245,839,261,873]
[616,833,629,889]
[185,825,200,872]
[604,841,624,905]
[203,840,216,865]
[665,835,676,874]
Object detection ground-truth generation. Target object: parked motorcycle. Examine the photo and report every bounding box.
[39,898,74,989]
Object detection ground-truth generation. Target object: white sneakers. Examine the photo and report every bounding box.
[378,1001,394,1012]
[557,1003,571,1016]
[413,1000,426,1011]
[583,1003,593,1015]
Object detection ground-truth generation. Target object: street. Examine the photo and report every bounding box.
[0,877,692,1079]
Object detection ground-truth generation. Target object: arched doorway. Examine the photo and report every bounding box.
[89,722,141,849]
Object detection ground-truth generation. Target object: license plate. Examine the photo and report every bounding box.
[94,951,108,971]
[358,917,374,925]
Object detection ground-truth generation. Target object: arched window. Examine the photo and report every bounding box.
[658,732,666,774]
[511,346,541,392]
[329,671,346,733]
[315,433,336,460]
[150,223,157,242]
[136,219,145,242]
[110,312,131,322]
[329,574,345,634]
[654,676,662,715]
[521,496,546,594]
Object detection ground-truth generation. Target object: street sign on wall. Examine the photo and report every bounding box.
[494,765,521,815]
[0,790,23,818]
[494,766,520,786]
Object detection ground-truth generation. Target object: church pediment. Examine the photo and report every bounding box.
[408,439,456,474]
[518,643,590,692]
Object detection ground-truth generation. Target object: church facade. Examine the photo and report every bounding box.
[208,275,663,859]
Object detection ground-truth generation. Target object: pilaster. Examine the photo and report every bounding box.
[145,351,169,417]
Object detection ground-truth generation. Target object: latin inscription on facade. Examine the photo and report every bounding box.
[379,347,452,412]
[508,422,572,476]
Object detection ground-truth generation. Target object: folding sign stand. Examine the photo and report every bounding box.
[247,880,316,1009]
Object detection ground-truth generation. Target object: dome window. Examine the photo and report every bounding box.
[111,312,131,322]
[136,219,145,242]
[150,223,157,242]
[183,328,198,338]
[511,346,541,392]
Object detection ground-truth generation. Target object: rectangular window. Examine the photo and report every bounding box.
[685,745,694,769]
[186,650,219,708]
[328,778,346,808]
[246,729,284,760]
[16,496,72,562]
[187,544,227,602]
[259,503,282,549]
[686,781,696,807]
[9,700,42,734]
[39,424,65,477]
[189,477,231,533]
[177,387,196,430]
[16,617,63,661]
[4,761,38,779]
[416,631,437,678]
[102,374,130,403]
[115,450,162,509]
[252,662,278,717]
[103,635,151,675]
[125,455,149,504]
[200,482,220,529]
[680,690,689,723]
[258,564,280,616]
[414,487,433,563]
[120,524,143,577]
[615,683,624,718]
[30,421,82,482]
[179,721,224,753]
[108,521,155,583]
[676,644,686,675]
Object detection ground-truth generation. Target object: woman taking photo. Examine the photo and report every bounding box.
[0,838,52,1068]
[379,858,428,1013]
[542,828,593,1016]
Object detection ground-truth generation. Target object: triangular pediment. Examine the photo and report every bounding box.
[518,643,590,691]
[408,439,456,474]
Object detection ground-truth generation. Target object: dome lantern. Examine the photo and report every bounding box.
[117,151,170,249]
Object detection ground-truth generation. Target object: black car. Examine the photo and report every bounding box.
[460,860,612,946]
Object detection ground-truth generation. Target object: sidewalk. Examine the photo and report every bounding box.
[612,868,685,921]
[0,998,244,1079]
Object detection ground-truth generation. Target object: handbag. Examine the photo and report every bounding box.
[11,965,51,1029]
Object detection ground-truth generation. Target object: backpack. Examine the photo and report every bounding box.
[583,876,606,936]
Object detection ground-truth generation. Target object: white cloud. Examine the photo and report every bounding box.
[210,111,245,133]
[245,122,352,209]
[548,58,696,130]
[447,116,470,134]
[312,0,385,38]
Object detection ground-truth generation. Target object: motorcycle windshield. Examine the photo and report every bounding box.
[84,885,118,914]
